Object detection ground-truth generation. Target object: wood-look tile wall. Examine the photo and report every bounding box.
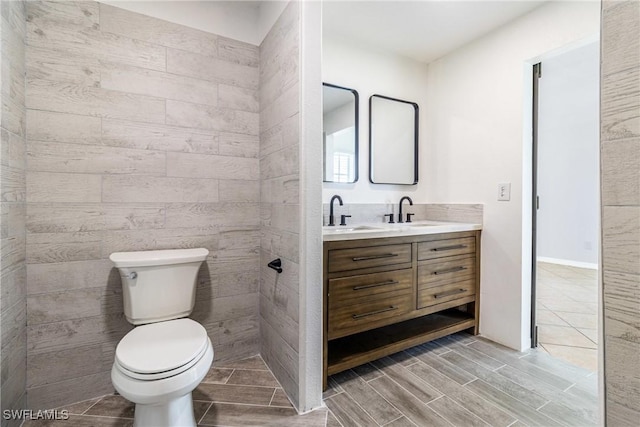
[601,1,640,425]
[259,1,301,408]
[1,1,27,425]
[24,1,261,409]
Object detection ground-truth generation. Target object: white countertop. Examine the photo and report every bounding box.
[322,220,482,242]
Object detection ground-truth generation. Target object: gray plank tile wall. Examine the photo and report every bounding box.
[1,1,27,425]
[600,1,640,425]
[259,1,301,409]
[24,1,261,409]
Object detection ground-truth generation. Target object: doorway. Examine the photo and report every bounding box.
[531,41,600,372]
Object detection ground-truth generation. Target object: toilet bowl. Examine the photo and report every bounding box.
[109,248,212,427]
[112,319,214,426]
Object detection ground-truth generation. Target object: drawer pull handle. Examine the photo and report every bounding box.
[433,266,466,275]
[352,306,398,319]
[353,280,399,291]
[352,253,399,261]
[431,244,466,252]
[434,289,467,299]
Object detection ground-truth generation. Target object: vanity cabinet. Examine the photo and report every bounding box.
[323,230,480,388]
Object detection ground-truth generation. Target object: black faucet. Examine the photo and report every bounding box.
[328,195,343,226]
[398,196,413,223]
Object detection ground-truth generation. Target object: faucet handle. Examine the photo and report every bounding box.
[406,213,415,223]
[340,215,351,226]
[383,214,395,224]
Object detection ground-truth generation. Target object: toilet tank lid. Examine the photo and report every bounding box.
[109,248,209,268]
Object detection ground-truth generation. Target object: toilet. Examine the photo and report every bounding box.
[109,248,213,427]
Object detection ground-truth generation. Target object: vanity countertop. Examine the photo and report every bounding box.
[322,220,482,242]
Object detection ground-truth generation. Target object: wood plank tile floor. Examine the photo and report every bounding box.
[22,334,598,426]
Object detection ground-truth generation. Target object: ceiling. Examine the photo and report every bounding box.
[323,0,547,63]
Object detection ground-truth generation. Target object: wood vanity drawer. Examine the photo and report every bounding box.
[418,237,475,261]
[328,244,412,273]
[418,279,475,309]
[418,255,475,288]
[328,293,412,338]
[329,269,413,307]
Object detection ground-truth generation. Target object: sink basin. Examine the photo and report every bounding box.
[323,225,383,232]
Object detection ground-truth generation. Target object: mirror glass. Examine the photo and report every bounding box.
[369,94,419,185]
[323,83,358,183]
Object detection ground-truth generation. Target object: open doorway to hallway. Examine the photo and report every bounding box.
[532,40,600,372]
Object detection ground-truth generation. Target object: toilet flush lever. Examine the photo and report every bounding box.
[127,272,138,280]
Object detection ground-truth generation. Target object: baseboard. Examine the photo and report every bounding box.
[537,256,598,270]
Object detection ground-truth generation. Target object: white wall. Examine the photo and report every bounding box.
[299,0,323,412]
[322,35,429,204]
[537,41,600,267]
[102,0,287,45]
[424,1,599,350]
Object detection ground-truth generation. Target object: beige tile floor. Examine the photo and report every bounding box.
[536,261,599,371]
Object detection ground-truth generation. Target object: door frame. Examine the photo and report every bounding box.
[526,36,601,355]
[530,62,542,348]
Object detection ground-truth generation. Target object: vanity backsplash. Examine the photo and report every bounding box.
[322,203,483,226]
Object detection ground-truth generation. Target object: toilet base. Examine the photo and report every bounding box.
[133,393,196,427]
[112,333,214,427]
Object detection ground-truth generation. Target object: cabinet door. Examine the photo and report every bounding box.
[417,255,475,288]
[328,293,412,339]
[418,279,476,309]
[328,244,411,273]
[329,269,413,307]
[418,237,475,260]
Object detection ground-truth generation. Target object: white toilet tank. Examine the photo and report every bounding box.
[109,248,209,325]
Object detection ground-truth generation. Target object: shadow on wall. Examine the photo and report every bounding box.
[192,263,214,330]
[105,268,133,344]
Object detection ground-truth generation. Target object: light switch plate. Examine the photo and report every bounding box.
[498,183,511,201]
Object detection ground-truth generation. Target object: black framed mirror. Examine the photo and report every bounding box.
[369,94,419,185]
[322,83,359,183]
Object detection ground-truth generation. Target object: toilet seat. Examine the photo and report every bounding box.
[112,337,214,407]
[115,318,208,381]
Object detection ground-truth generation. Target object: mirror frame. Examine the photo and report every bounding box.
[368,94,419,185]
[322,82,359,183]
